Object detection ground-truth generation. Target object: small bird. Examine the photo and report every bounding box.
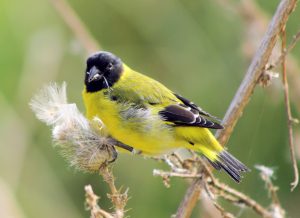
[82,51,249,182]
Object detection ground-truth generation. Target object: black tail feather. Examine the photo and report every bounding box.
[206,150,249,183]
[219,162,242,183]
[205,157,221,170]
[219,150,249,172]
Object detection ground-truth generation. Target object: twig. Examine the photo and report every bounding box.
[271,29,300,70]
[260,29,300,86]
[255,165,280,205]
[211,180,271,218]
[259,31,300,87]
[99,166,128,218]
[176,0,298,217]
[153,169,202,179]
[49,0,100,54]
[202,178,236,218]
[85,185,114,218]
[280,28,299,191]
[266,178,280,206]
[197,156,217,184]
[212,202,236,218]
[158,166,273,217]
[84,167,129,218]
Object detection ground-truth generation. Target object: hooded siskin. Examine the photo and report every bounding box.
[82,51,249,182]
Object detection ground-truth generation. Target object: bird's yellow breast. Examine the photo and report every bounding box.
[82,89,179,155]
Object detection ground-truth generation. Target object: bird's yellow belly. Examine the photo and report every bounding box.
[109,123,175,155]
[100,113,178,155]
[84,93,180,155]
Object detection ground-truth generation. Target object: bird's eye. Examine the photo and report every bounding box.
[106,63,113,71]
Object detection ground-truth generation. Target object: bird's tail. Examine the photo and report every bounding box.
[177,127,249,182]
[203,149,249,183]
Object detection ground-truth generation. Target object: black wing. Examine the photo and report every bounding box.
[159,94,224,129]
[174,93,222,122]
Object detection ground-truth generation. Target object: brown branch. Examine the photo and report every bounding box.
[174,178,203,218]
[202,178,236,218]
[157,169,274,218]
[228,0,300,116]
[49,0,100,54]
[176,0,298,217]
[236,0,300,116]
[280,28,299,191]
[210,180,272,218]
[215,0,297,145]
[159,166,272,217]
[153,169,202,179]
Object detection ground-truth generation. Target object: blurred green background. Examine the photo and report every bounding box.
[1,0,300,217]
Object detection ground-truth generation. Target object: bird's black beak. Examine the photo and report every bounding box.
[87,66,103,83]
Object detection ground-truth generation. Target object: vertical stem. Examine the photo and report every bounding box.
[281,28,299,191]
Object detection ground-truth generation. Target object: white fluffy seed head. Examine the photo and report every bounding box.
[30,82,68,125]
[30,82,117,172]
[255,165,275,179]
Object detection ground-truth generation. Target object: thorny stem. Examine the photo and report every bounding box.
[85,185,114,218]
[84,166,128,218]
[280,28,299,191]
[99,166,128,218]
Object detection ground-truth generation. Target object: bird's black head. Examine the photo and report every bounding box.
[84,51,123,92]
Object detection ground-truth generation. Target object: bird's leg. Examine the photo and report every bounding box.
[108,146,118,163]
[113,140,134,152]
